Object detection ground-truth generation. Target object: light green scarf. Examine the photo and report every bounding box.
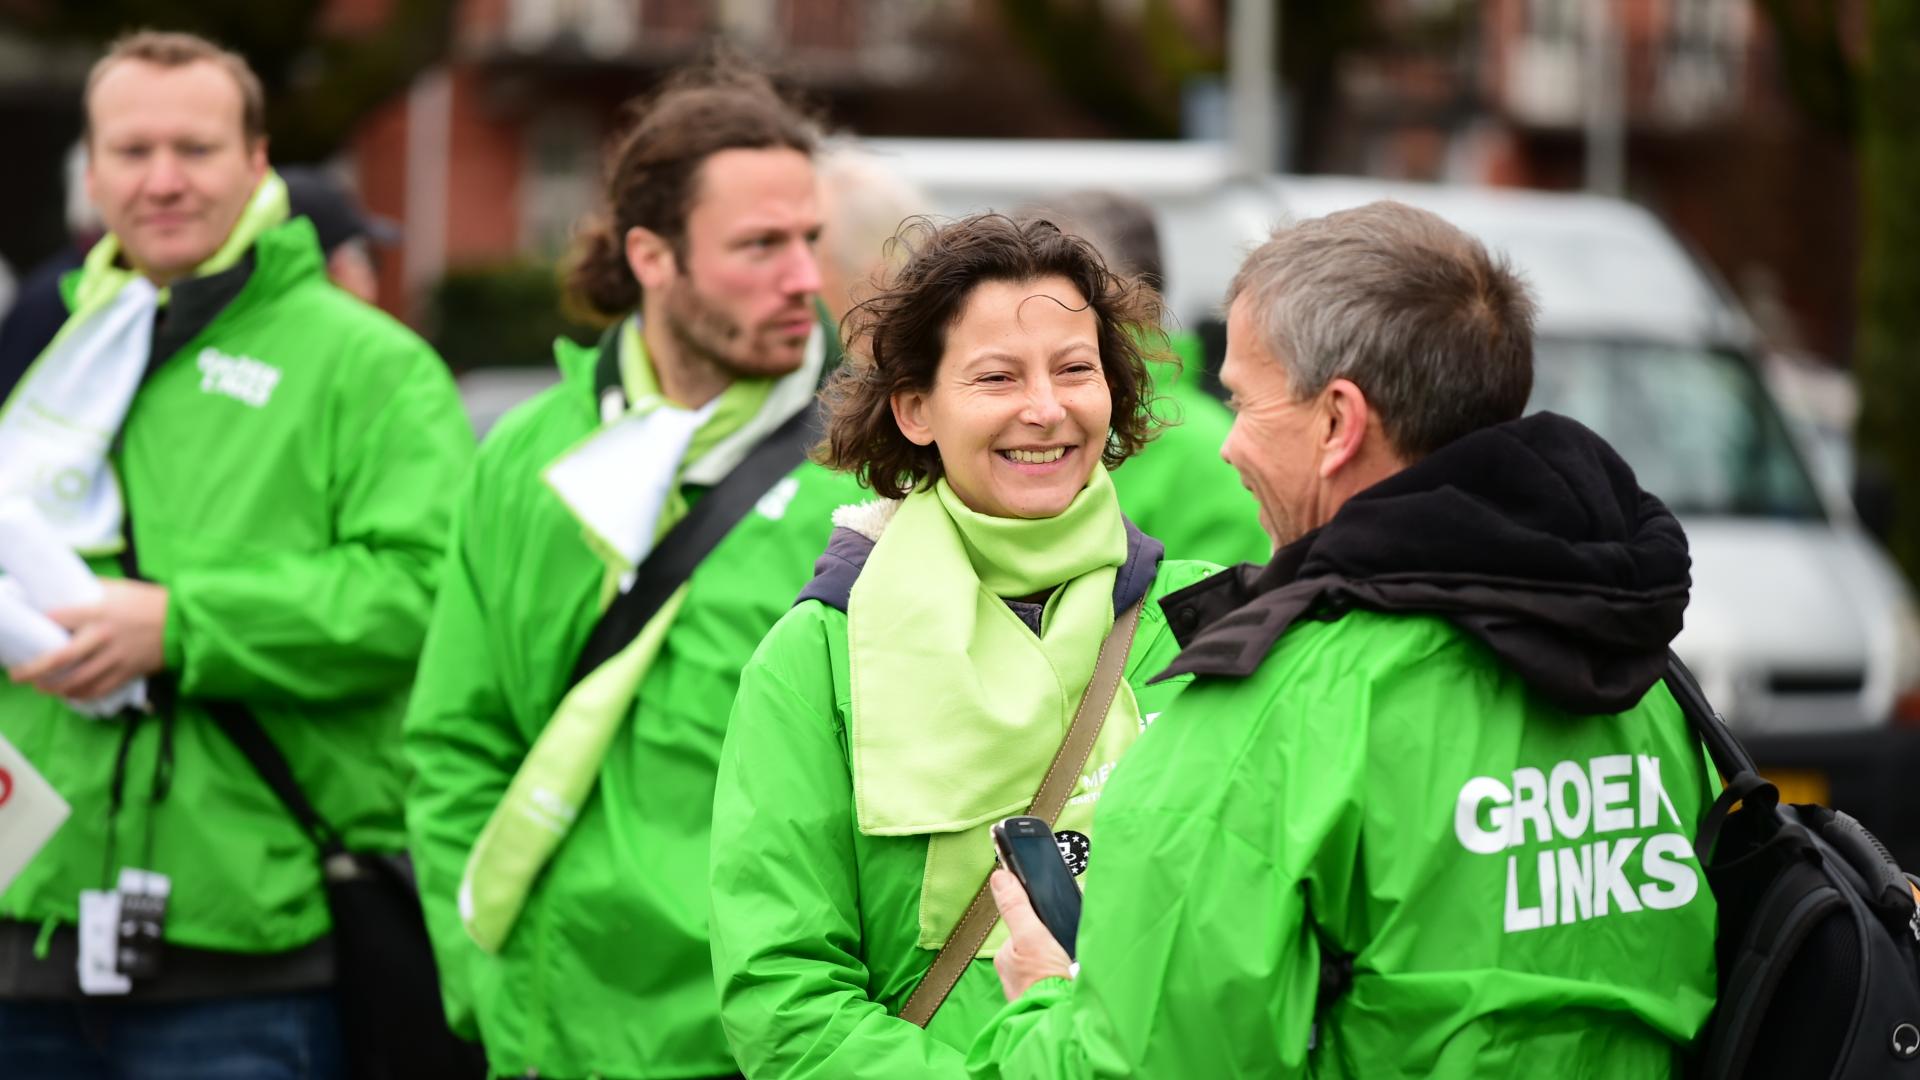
[459,320,775,954]
[848,465,1145,951]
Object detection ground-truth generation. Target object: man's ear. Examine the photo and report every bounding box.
[891,388,935,447]
[247,138,269,183]
[625,226,677,295]
[1317,378,1373,479]
[83,146,99,213]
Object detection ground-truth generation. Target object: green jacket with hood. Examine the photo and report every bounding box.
[967,413,1720,1079]
[708,515,1217,1079]
[0,219,473,973]
[403,334,868,1079]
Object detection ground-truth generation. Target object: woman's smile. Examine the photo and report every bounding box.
[892,275,1111,519]
[1000,445,1073,467]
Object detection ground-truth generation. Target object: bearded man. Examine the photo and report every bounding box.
[403,68,866,1080]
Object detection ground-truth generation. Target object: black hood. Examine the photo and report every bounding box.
[1156,412,1690,714]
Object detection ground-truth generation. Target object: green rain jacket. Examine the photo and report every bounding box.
[708,516,1217,1080]
[968,413,1720,1079]
[0,219,472,967]
[1110,334,1269,567]
[403,335,868,1079]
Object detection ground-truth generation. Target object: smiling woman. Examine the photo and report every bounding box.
[817,214,1161,508]
[889,275,1110,519]
[706,214,1222,1079]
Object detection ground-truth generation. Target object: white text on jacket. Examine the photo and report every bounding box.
[1453,755,1702,933]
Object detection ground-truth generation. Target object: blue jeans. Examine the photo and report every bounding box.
[0,991,345,1079]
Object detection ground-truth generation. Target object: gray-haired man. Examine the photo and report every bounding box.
[977,200,1718,1078]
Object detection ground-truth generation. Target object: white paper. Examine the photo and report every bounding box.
[116,866,171,900]
[0,497,105,611]
[0,579,67,664]
[0,729,72,896]
[0,580,146,718]
[76,889,131,995]
[0,277,157,554]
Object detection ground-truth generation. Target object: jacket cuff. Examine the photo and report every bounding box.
[161,581,187,673]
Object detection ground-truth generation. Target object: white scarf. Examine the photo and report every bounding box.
[0,173,288,556]
[0,277,159,556]
[542,319,825,572]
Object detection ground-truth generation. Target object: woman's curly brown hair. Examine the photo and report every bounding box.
[818,213,1168,500]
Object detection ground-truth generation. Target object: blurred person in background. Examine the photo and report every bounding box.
[403,66,867,1080]
[0,30,471,1078]
[0,258,14,342]
[0,143,105,399]
[707,213,1218,1079]
[974,202,1718,1078]
[814,141,928,359]
[1021,190,1270,566]
[279,165,397,306]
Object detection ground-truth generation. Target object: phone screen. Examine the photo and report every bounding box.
[994,816,1084,958]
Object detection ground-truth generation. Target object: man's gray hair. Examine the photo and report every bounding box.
[1227,200,1537,459]
[1020,189,1163,290]
[815,142,929,298]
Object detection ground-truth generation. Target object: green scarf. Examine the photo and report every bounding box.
[459,320,776,954]
[848,465,1143,951]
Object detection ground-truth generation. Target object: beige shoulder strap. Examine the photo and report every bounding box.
[898,598,1146,1028]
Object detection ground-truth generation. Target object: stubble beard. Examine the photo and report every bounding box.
[661,276,798,387]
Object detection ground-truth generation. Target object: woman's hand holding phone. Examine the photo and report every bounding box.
[989,867,1075,1001]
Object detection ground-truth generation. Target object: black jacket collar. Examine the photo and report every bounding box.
[1155,413,1691,714]
[148,252,256,378]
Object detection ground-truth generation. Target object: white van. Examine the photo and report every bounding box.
[865,139,1920,847]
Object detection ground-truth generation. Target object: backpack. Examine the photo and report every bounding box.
[1667,652,1920,1079]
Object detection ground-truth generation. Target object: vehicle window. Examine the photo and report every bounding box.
[1528,340,1826,520]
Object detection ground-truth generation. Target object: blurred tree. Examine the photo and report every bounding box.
[429,261,597,374]
[1853,0,1920,576]
[993,0,1375,169]
[1756,0,1855,135]
[0,0,458,162]
[1763,0,1920,577]
[993,0,1213,138]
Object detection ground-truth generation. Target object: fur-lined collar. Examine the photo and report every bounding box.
[830,498,902,543]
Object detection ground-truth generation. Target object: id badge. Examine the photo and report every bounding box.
[77,889,132,995]
[113,867,169,981]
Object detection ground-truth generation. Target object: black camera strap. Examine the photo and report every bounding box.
[566,337,821,687]
[112,502,340,860]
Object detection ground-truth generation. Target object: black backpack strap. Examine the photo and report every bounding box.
[566,399,820,687]
[1665,650,1778,861]
[591,323,624,417]
[1665,649,1758,778]
[1695,771,1777,864]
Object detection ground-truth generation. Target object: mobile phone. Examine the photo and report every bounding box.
[992,815,1084,959]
